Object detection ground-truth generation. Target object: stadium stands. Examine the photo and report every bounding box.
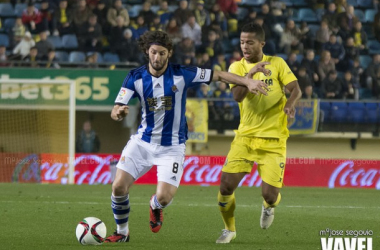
[2,18,15,34]
[69,51,86,63]
[47,36,63,49]
[14,3,26,17]
[0,0,378,104]
[320,101,331,122]
[103,52,120,63]
[348,102,366,123]
[0,34,9,48]
[357,0,374,8]
[368,40,380,54]
[366,102,379,122]
[62,35,79,50]
[0,3,14,17]
[297,8,318,23]
[364,9,377,23]
[55,51,69,62]
[359,55,372,69]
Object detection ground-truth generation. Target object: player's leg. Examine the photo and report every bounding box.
[150,145,185,233]
[262,182,281,207]
[260,181,281,229]
[106,137,152,242]
[149,181,178,233]
[216,136,255,243]
[257,138,286,229]
[105,169,134,242]
[216,172,246,243]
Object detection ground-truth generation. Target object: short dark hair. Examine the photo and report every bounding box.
[138,31,173,57]
[241,22,265,41]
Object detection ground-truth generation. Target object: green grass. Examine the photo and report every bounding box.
[0,183,379,250]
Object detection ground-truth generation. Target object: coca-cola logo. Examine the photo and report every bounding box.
[182,156,262,187]
[39,154,119,185]
[74,155,114,185]
[41,162,68,183]
[328,161,380,189]
[183,156,223,184]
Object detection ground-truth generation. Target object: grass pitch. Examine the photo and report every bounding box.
[0,183,378,250]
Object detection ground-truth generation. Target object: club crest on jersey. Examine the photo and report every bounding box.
[264,69,272,77]
[172,85,178,93]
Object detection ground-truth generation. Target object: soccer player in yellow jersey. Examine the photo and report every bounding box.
[216,23,302,243]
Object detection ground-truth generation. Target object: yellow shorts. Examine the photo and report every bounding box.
[223,136,287,188]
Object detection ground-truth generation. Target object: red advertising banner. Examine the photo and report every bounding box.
[1,153,380,189]
[40,154,120,185]
[0,153,41,183]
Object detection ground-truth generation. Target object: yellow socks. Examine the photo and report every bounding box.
[218,192,236,232]
[263,193,282,208]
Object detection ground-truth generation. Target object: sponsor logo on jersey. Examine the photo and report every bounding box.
[200,69,206,79]
[264,69,272,77]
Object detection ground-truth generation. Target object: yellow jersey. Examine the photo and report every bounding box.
[229,54,297,139]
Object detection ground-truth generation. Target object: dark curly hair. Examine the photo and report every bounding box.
[241,22,265,42]
[138,31,173,58]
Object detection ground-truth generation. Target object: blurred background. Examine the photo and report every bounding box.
[0,0,379,189]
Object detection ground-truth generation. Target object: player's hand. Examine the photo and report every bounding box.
[284,105,295,118]
[247,62,271,78]
[246,79,268,95]
[115,105,129,121]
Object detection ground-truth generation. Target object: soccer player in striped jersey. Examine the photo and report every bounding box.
[105,30,269,243]
[216,23,302,243]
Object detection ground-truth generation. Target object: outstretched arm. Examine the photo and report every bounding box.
[231,62,271,102]
[212,71,268,95]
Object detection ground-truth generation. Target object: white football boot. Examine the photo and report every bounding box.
[216,229,236,243]
[260,204,274,229]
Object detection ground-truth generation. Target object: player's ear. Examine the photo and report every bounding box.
[168,50,173,58]
[261,41,266,48]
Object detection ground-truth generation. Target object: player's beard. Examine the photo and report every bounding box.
[149,56,169,72]
[245,48,262,63]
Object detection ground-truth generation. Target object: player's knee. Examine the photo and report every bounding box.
[262,192,278,205]
[156,192,173,206]
[112,182,128,196]
[219,185,235,196]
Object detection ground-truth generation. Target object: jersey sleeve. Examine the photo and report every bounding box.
[228,61,245,89]
[277,57,298,86]
[114,72,137,105]
[181,66,213,88]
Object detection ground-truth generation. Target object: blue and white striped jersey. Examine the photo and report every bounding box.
[115,63,213,146]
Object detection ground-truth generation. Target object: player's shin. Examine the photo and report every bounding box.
[111,193,130,235]
[217,191,236,231]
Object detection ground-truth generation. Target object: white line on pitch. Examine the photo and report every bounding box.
[0,200,378,209]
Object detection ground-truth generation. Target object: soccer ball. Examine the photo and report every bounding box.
[75,217,107,245]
